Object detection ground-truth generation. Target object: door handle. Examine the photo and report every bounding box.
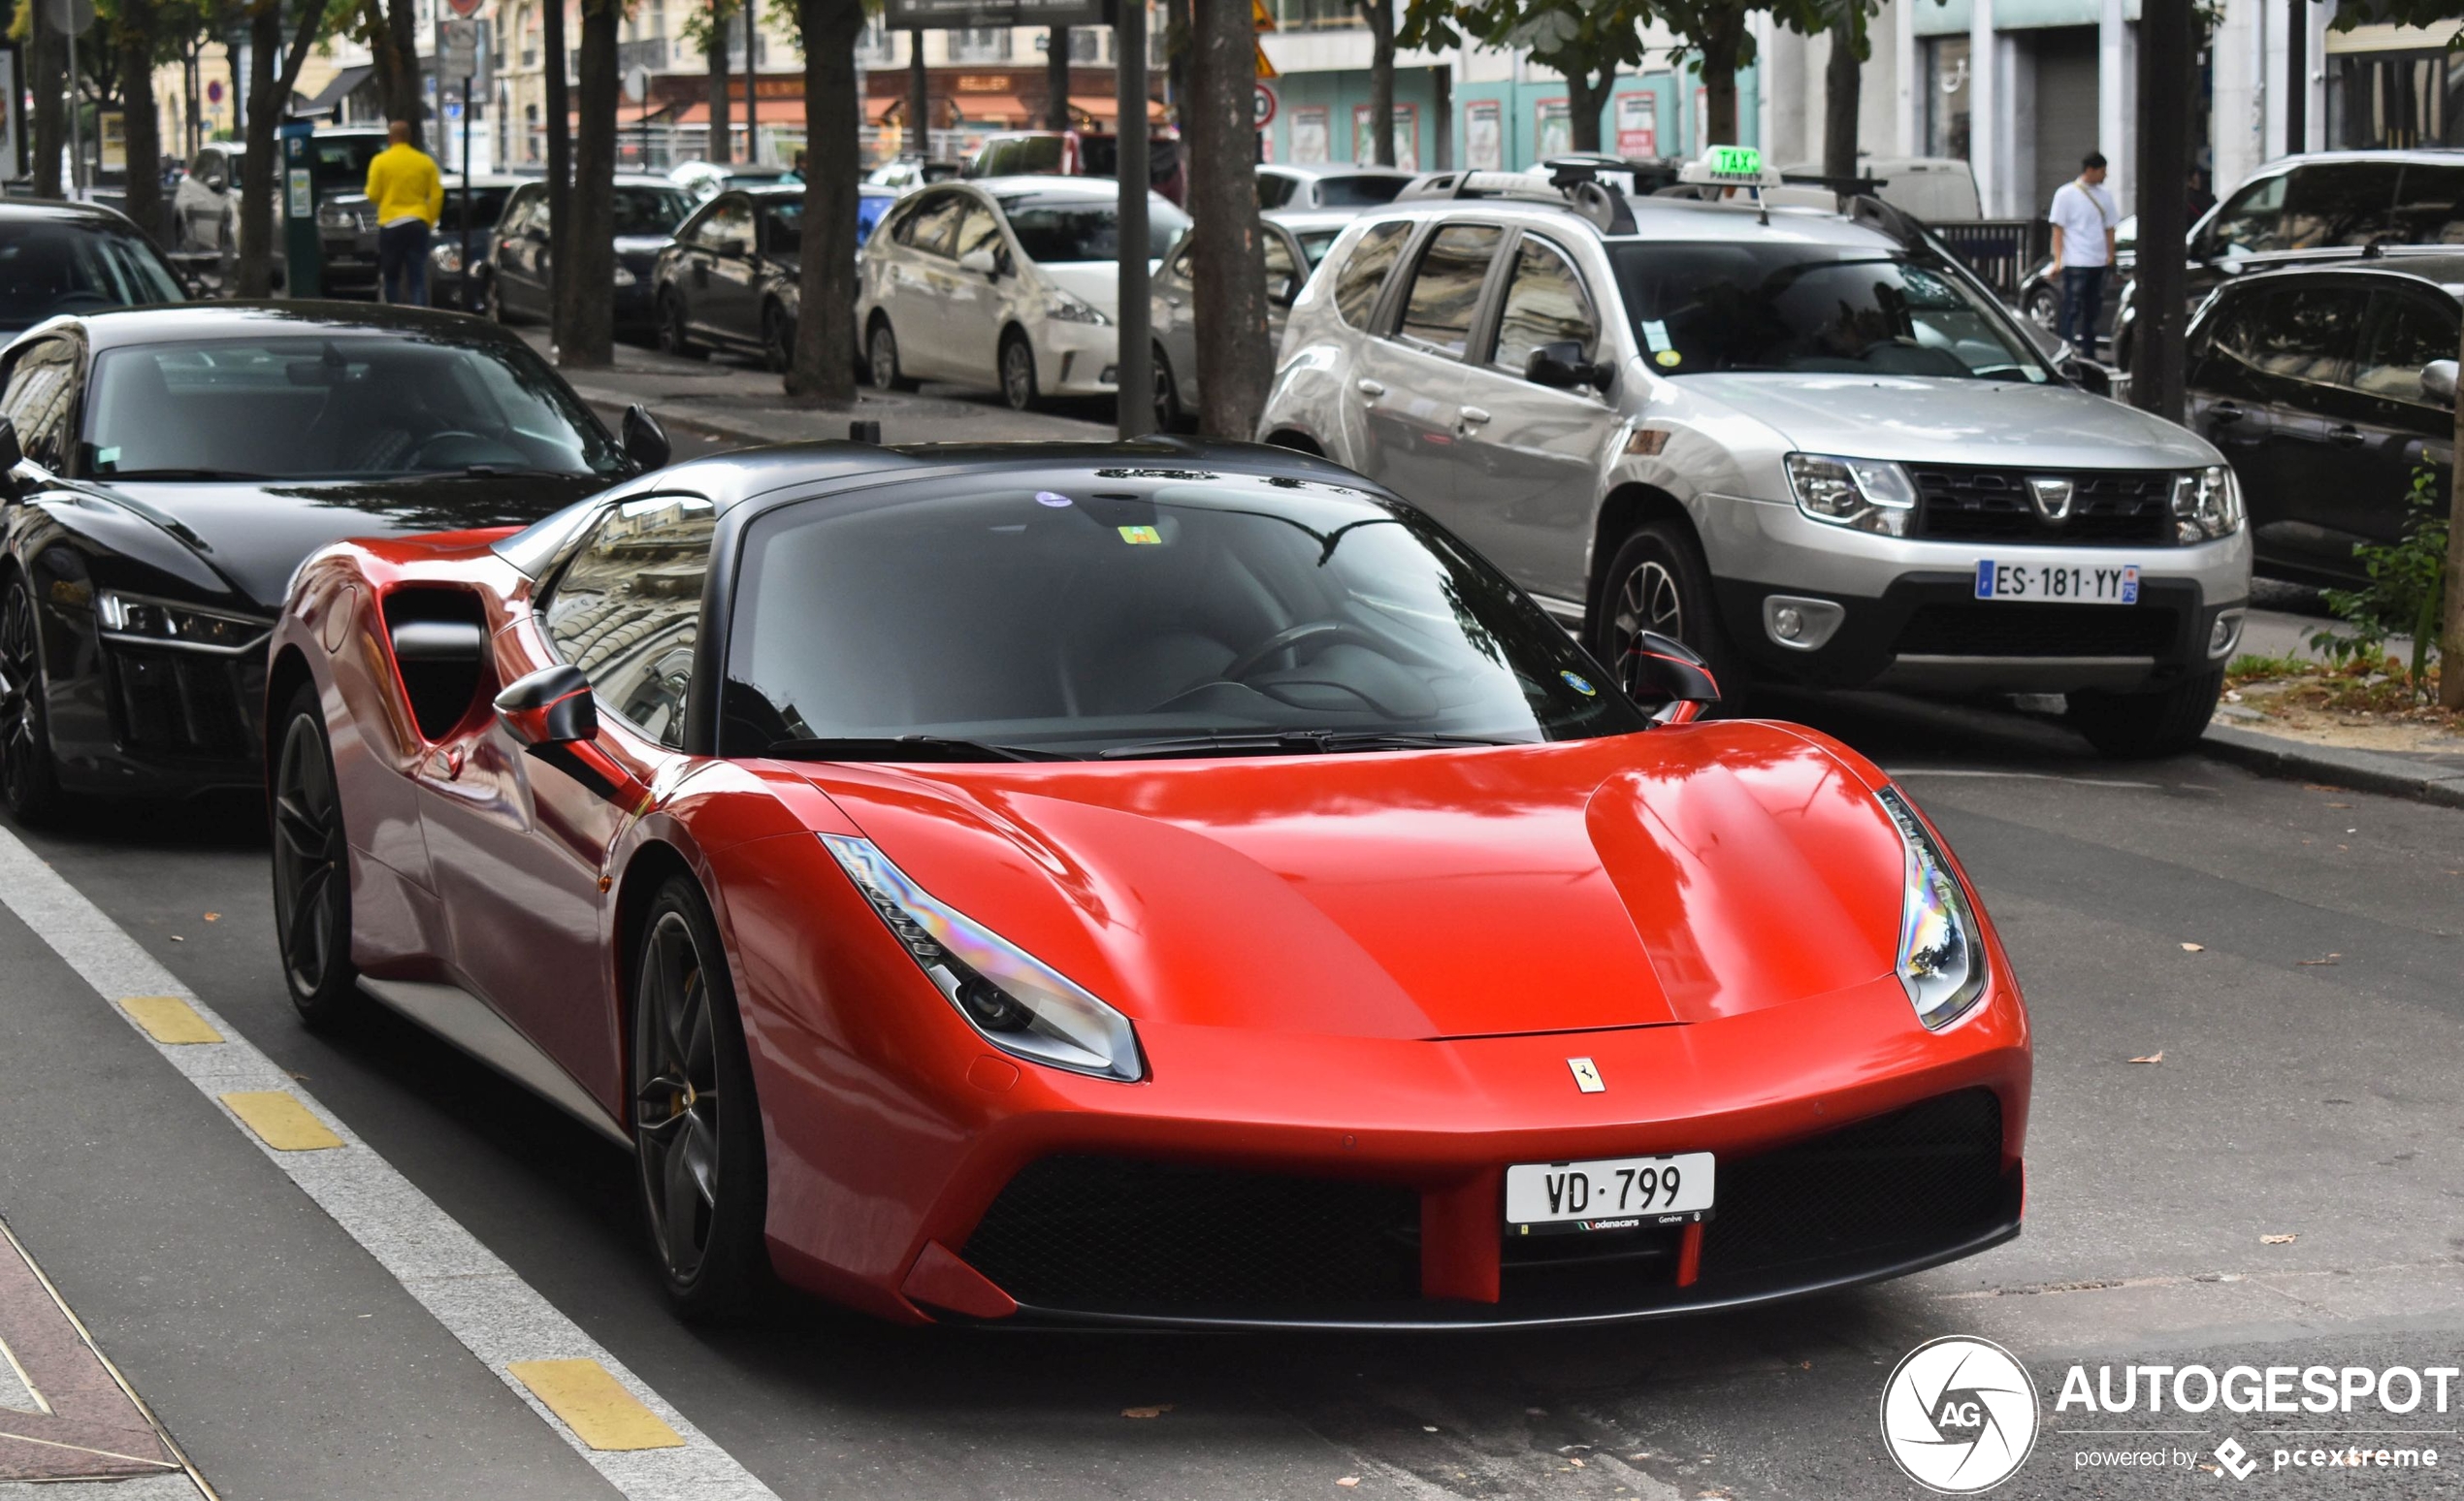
[1355,378,1385,398]
[1459,406,1491,427]
[2327,423,2364,447]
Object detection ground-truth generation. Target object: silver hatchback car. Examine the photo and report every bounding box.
[1257,166,2253,756]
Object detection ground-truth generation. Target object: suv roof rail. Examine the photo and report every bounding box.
[1397,169,1637,235]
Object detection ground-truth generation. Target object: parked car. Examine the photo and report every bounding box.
[2183,253,2460,587]
[485,175,697,330]
[1525,154,1686,199]
[264,437,2030,1326]
[426,175,526,311]
[1151,208,1355,430]
[866,157,963,193]
[669,160,796,202]
[0,202,190,337]
[858,177,1189,410]
[0,302,669,821]
[168,143,243,273]
[651,184,812,370]
[1257,159,2253,757]
[1256,162,1418,210]
[1776,156,1983,224]
[965,128,1187,206]
[299,127,398,296]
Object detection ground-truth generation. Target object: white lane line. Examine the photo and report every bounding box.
[0,831,779,1501]
[1885,767,2163,789]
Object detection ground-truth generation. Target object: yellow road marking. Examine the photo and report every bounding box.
[507,1359,684,1452]
[119,995,223,1045]
[219,1092,343,1152]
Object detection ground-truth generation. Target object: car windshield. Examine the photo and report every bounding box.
[1077,135,1183,190]
[1314,175,1410,207]
[996,194,1190,262]
[311,137,388,191]
[613,185,694,235]
[1610,243,2050,382]
[0,220,185,330]
[721,470,1648,760]
[81,334,627,481]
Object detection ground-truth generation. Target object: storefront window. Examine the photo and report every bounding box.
[1926,36,1971,161]
[2328,49,2464,148]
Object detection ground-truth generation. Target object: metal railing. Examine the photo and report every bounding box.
[1930,218,2051,299]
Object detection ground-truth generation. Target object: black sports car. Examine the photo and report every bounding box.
[0,200,191,338]
[0,302,670,819]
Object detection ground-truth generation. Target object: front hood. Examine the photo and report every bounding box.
[795,724,1905,1042]
[1674,374,2219,469]
[1038,260,1161,316]
[90,473,609,608]
[616,235,669,269]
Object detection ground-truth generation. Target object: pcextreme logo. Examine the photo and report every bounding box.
[1880,1336,2042,1493]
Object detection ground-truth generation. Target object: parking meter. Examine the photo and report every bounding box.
[279,118,322,299]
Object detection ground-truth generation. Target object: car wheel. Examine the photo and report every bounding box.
[631,873,769,1321]
[0,571,65,825]
[1151,343,1182,432]
[1592,521,1745,714]
[762,303,794,375]
[2067,669,2223,759]
[867,318,916,391]
[2024,284,2059,329]
[999,331,1039,412]
[270,681,360,1027]
[657,291,701,359]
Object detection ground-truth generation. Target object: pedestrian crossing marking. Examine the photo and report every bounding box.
[118,995,223,1045]
[218,1092,343,1152]
[508,1359,685,1452]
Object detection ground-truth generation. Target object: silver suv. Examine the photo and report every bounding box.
[1256,166,2253,756]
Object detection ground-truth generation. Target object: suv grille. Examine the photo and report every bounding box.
[1911,466,2174,544]
[1893,602,2177,658]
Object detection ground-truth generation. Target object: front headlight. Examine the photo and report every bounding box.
[316,203,353,230]
[1785,453,1919,537]
[1048,289,1110,325]
[612,263,637,287]
[2171,464,2242,541]
[430,243,463,274]
[1875,788,1989,1030]
[822,833,1144,1081]
[96,589,270,652]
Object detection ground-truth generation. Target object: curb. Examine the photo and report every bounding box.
[2200,723,2464,810]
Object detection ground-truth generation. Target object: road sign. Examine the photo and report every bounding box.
[438,17,480,81]
[1254,41,1275,79]
[443,0,482,16]
[1251,0,1274,29]
[1253,82,1276,129]
[624,65,651,104]
[39,0,94,36]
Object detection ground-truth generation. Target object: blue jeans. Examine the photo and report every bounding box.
[2059,265,2107,357]
[379,219,431,307]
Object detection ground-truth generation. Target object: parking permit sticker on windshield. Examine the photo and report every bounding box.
[1118,525,1163,545]
[1640,320,1673,352]
[1561,670,1598,697]
[1655,351,1683,368]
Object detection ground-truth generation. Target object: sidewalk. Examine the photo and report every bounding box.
[520,330,1117,448]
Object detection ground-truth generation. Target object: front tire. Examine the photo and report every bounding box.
[762,303,794,375]
[1591,521,1745,713]
[657,290,701,359]
[1151,343,1183,433]
[2068,669,2223,758]
[2024,283,2059,329]
[1,571,65,824]
[631,874,769,1321]
[998,330,1040,412]
[270,681,359,1027]
[867,317,916,391]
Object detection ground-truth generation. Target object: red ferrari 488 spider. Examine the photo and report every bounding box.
[266,440,2029,1328]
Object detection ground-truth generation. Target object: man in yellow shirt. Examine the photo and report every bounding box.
[364,119,443,306]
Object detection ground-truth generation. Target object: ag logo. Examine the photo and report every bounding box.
[1879,1336,2039,1493]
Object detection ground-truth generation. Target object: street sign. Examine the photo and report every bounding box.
[624,64,651,104]
[1253,82,1276,129]
[438,17,480,81]
[443,0,482,16]
[883,0,1106,27]
[39,0,94,37]
[1251,0,1274,29]
[1254,41,1275,79]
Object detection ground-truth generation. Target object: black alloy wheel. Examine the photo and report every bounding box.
[0,572,63,824]
[632,874,768,1320]
[868,319,915,391]
[762,304,794,375]
[1151,343,1182,433]
[657,290,700,359]
[270,682,359,1025]
[1593,521,1744,714]
[999,332,1040,412]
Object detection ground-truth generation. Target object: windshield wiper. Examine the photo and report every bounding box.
[1097,730,1527,761]
[762,735,1059,764]
[96,468,272,481]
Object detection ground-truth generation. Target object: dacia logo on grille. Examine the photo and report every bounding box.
[1568,1057,1605,1093]
[2026,475,2076,522]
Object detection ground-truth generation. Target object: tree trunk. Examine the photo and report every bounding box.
[560,0,619,366]
[1361,0,1394,165]
[741,0,759,162]
[1047,26,1071,130]
[1700,11,1743,147]
[708,0,733,162]
[790,0,862,404]
[388,0,424,147]
[1822,19,1861,182]
[1188,0,1270,438]
[2445,316,2464,708]
[118,0,163,245]
[31,0,61,200]
[545,0,571,343]
[237,2,280,296]
[1566,67,1608,154]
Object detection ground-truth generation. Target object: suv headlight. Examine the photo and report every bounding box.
[612,263,637,287]
[1875,788,1989,1030]
[96,590,270,651]
[1048,289,1110,325]
[316,202,354,230]
[429,242,463,274]
[2171,464,2242,541]
[822,833,1144,1082]
[1785,453,1919,537]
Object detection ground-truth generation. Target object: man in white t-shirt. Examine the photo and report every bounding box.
[2048,151,2119,358]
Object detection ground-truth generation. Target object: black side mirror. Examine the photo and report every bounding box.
[495,663,597,747]
[2059,357,2114,398]
[621,404,671,471]
[1615,629,1721,722]
[1525,340,1613,395]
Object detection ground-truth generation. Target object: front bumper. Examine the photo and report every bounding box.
[1039,321,1120,397]
[49,637,268,797]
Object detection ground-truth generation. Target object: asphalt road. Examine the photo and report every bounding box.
[2,687,2458,1501]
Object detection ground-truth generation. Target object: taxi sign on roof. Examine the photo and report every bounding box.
[1678,144,1782,188]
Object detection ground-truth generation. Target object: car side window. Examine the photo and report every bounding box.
[2349,289,2459,406]
[2221,284,2363,385]
[542,495,717,750]
[953,201,1003,262]
[899,192,965,258]
[2207,175,2286,255]
[1330,220,1410,328]
[1491,236,1600,375]
[1165,239,1195,282]
[1262,231,1298,303]
[2389,164,2464,245]
[1256,173,1294,209]
[0,339,80,473]
[695,197,755,255]
[2281,163,2402,250]
[1394,224,1504,358]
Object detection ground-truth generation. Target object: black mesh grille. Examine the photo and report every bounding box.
[110,646,261,759]
[1911,466,2176,544]
[1893,602,2178,658]
[1700,1088,2007,1284]
[960,1158,1420,1311]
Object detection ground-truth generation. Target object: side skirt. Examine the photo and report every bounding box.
[359,977,631,1148]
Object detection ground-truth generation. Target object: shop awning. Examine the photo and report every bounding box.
[1068,93,1168,123]
[299,63,374,116]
